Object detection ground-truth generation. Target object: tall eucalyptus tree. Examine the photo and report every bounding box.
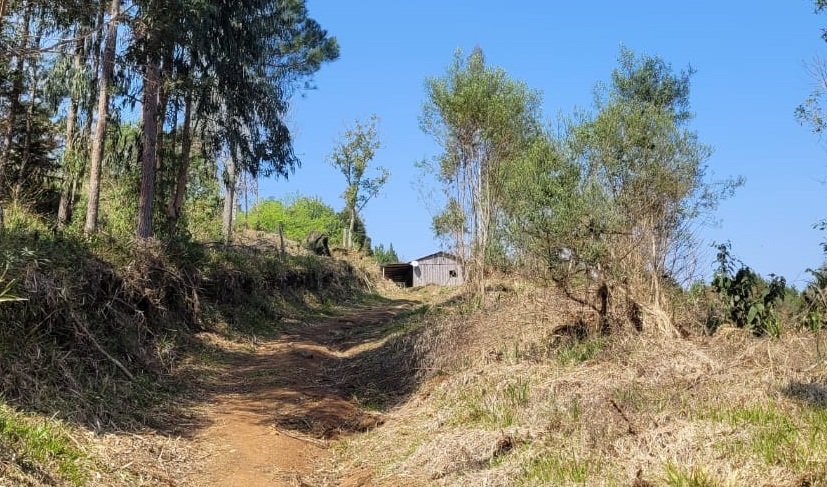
[177,0,338,242]
[82,0,119,235]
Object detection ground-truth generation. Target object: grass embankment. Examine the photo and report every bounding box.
[0,220,368,486]
[326,282,827,487]
[5,218,827,486]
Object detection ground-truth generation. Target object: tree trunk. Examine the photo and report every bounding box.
[598,282,611,335]
[278,221,285,259]
[166,91,192,229]
[154,46,173,173]
[84,2,105,135]
[0,3,31,200]
[222,153,237,245]
[57,74,79,229]
[136,56,161,239]
[14,26,41,200]
[83,0,119,235]
[348,206,356,249]
[651,232,661,309]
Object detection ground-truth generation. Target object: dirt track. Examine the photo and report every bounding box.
[187,299,419,486]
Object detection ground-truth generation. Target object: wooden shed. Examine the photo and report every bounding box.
[380,262,413,288]
[380,251,464,288]
[411,251,464,287]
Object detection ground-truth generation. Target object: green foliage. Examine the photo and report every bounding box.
[3,101,61,203]
[421,47,541,291]
[181,171,223,242]
[710,243,786,336]
[556,337,606,366]
[1,0,339,240]
[519,452,597,485]
[503,378,531,407]
[495,48,738,329]
[328,115,388,249]
[663,461,720,487]
[0,248,29,303]
[442,375,532,428]
[612,46,694,124]
[796,51,827,134]
[249,195,342,244]
[372,242,399,264]
[246,195,375,251]
[501,133,584,276]
[176,0,340,181]
[802,265,827,330]
[566,49,724,286]
[0,403,89,486]
[704,403,827,471]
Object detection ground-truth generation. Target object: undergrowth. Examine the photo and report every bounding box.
[518,452,599,486]
[663,461,721,487]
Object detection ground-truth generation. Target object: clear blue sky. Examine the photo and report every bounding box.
[259,1,827,287]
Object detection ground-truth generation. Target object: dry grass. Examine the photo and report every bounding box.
[6,219,827,487]
[0,224,373,486]
[0,401,201,487]
[323,283,827,487]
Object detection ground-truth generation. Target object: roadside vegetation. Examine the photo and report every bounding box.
[323,282,827,486]
[4,0,827,486]
[0,216,373,485]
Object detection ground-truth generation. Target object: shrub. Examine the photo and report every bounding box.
[710,243,786,336]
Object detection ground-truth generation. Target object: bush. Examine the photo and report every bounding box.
[710,243,786,336]
[248,195,342,245]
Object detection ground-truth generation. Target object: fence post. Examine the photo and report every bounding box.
[278,221,285,259]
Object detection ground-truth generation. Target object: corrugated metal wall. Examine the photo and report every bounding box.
[413,254,463,286]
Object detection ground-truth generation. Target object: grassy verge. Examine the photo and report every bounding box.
[0,402,90,486]
[0,222,372,484]
[324,284,827,487]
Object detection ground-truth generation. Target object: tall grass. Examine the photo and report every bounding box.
[0,402,89,486]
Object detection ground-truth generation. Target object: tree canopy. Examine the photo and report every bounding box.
[421,47,541,296]
[0,0,338,242]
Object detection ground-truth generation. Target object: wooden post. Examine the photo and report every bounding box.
[598,282,610,335]
[278,221,285,259]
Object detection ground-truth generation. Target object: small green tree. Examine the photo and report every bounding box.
[802,264,827,330]
[504,48,739,332]
[711,243,786,336]
[328,115,388,250]
[500,132,583,277]
[249,195,341,244]
[373,243,399,264]
[421,47,541,299]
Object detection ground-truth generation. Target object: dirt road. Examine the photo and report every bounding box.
[187,299,418,486]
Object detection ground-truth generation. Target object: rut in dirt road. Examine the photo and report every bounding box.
[189,298,422,487]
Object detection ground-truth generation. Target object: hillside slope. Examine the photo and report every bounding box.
[4,228,827,487]
[0,227,372,486]
[320,284,827,487]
